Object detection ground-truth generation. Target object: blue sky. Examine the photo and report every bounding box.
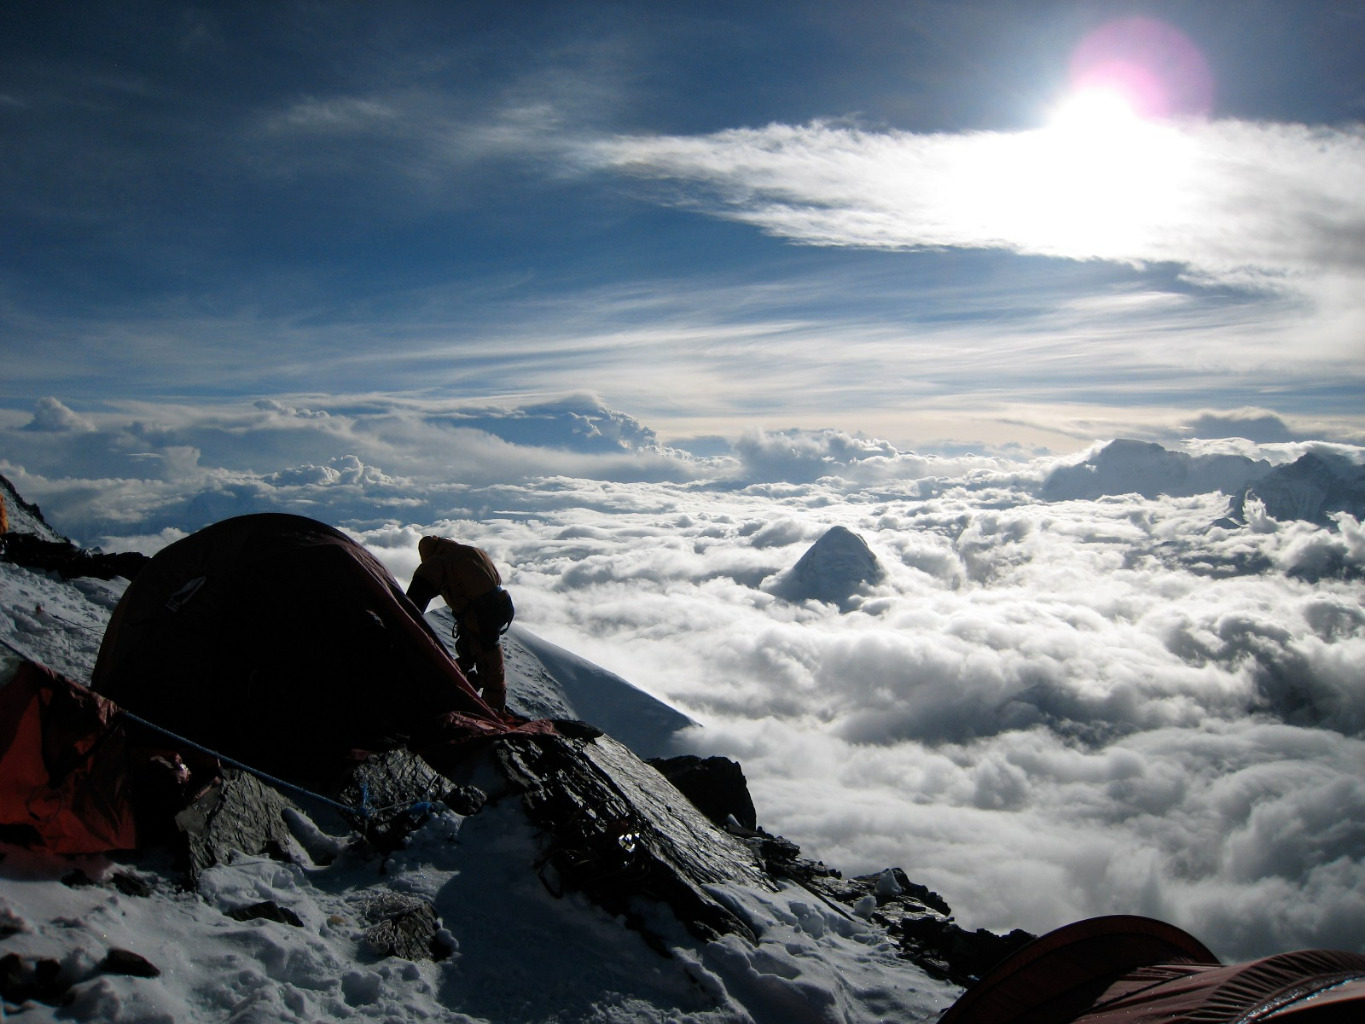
[3,0,1363,454]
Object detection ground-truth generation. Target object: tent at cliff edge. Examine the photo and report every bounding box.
[1,512,551,854]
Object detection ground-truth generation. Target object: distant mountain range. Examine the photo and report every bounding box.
[1042,439,1365,525]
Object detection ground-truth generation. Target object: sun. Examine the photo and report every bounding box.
[1046,85,1146,139]
[989,14,1214,259]
[989,82,1194,257]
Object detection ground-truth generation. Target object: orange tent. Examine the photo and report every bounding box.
[940,915,1365,1024]
[0,660,137,854]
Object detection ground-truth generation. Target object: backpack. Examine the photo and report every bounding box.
[470,587,515,637]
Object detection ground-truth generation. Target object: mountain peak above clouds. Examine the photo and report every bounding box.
[1041,438,1271,502]
[765,525,886,610]
[1231,450,1365,526]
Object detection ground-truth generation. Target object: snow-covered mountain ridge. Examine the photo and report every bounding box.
[0,487,1000,1023]
[1042,438,1365,526]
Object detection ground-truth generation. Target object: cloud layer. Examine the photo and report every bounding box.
[415,477,1364,962]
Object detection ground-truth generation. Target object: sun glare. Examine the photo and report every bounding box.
[981,18,1212,258]
[1002,86,1192,256]
[1047,86,1144,138]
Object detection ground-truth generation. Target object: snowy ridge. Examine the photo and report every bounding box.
[420,605,695,760]
[501,622,696,759]
[1,472,65,544]
[0,533,961,1024]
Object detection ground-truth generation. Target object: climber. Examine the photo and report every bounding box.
[406,536,515,711]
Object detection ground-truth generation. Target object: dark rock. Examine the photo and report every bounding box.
[649,754,758,831]
[0,953,72,1006]
[61,869,96,888]
[721,820,840,883]
[227,900,304,927]
[359,892,443,961]
[443,784,487,816]
[338,748,483,850]
[98,948,161,978]
[832,867,952,917]
[805,867,1033,987]
[549,718,605,741]
[110,871,153,897]
[174,769,296,882]
[0,953,27,1002]
[488,733,775,945]
[339,749,445,850]
[0,532,150,582]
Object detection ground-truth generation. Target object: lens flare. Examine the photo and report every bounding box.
[1066,16,1214,121]
[991,16,1212,257]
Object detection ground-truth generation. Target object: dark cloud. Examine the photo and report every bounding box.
[1185,410,1296,443]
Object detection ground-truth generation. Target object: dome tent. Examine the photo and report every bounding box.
[91,513,500,789]
[939,915,1365,1024]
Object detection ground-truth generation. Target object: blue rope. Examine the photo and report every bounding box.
[118,709,365,821]
[119,714,438,828]
[3,634,431,830]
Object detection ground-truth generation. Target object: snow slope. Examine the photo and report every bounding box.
[0,550,959,1023]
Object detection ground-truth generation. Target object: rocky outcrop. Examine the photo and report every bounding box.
[481,733,777,946]
[146,724,1034,982]
[735,828,1035,988]
[0,474,149,581]
[808,868,1033,987]
[174,769,299,883]
[649,753,758,831]
[0,532,150,582]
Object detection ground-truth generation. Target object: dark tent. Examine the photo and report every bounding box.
[939,915,1365,1024]
[91,514,510,789]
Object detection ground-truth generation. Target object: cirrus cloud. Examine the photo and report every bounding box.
[585,118,1365,287]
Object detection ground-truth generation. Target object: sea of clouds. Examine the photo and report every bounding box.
[3,394,1363,962]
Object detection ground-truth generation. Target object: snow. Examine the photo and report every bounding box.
[0,477,63,545]
[0,551,960,1022]
[0,562,123,682]
[501,621,696,759]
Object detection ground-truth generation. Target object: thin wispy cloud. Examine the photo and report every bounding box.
[585,118,1365,285]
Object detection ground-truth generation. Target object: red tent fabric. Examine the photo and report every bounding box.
[0,661,137,854]
[940,915,1365,1024]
